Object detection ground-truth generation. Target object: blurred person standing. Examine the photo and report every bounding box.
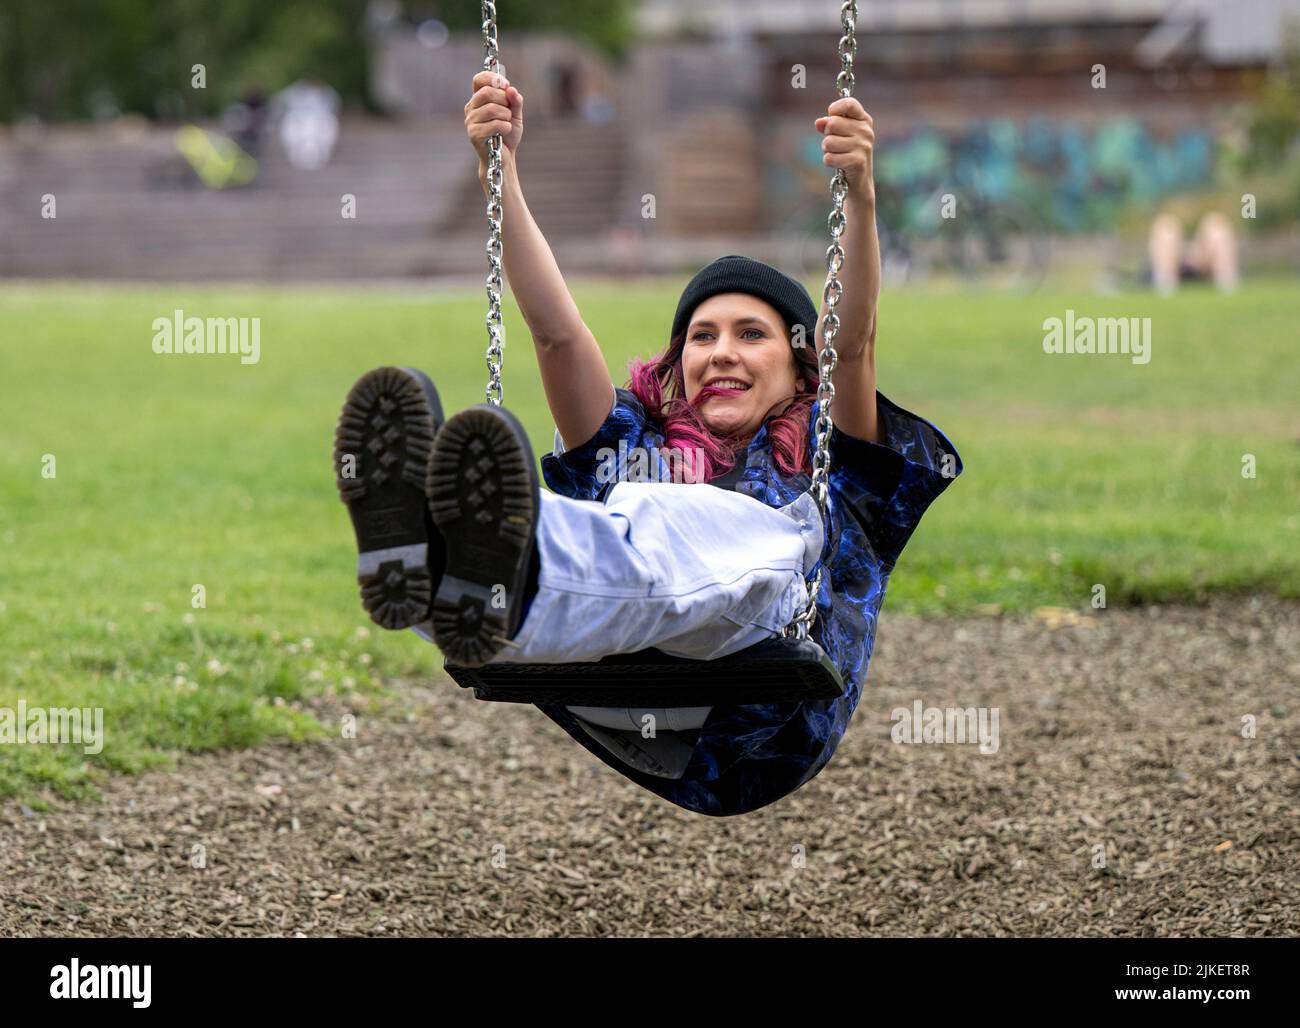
[272,78,341,171]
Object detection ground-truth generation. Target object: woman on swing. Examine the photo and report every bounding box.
[333,69,962,817]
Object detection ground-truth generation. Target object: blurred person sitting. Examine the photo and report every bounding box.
[221,85,269,161]
[1148,209,1239,295]
[581,89,615,125]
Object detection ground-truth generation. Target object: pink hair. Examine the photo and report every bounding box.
[625,326,821,484]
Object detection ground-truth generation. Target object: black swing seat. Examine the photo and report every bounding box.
[443,635,844,707]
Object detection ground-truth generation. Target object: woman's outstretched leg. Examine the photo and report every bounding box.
[333,366,446,631]
[492,480,818,664]
[418,404,821,667]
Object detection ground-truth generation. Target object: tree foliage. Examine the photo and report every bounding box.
[0,0,636,122]
[1241,22,1300,171]
[426,0,635,61]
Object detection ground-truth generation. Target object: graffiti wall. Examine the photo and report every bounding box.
[770,116,1218,235]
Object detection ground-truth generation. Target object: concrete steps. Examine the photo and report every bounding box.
[0,118,498,280]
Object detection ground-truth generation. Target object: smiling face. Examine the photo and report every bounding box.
[681,293,806,439]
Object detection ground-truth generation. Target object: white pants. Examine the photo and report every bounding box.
[413,481,823,732]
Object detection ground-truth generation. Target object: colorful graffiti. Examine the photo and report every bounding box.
[800,117,1217,233]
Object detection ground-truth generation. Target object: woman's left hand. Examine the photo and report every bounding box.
[815,97,875,202]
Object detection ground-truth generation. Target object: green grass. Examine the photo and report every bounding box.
[1,278,1296,800]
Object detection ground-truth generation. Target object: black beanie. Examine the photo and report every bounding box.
[670,255,818,345]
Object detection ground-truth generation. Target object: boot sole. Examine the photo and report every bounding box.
[333,366,445,630]
[427,405,539,666]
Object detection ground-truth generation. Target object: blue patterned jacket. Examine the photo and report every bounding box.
[535,387,962,816]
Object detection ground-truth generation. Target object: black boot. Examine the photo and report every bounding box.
[426,404,541,667]
[333,366,446,630]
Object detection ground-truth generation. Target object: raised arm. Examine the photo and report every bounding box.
[812,96,881,445]
[466,71,615,450]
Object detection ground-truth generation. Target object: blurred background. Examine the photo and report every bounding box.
[1,1,1297,821]
[3,0,1299,286]
[1,3,1298,939]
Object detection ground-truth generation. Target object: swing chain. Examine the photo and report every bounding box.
[482,1,506,407]
[785,0,858,641]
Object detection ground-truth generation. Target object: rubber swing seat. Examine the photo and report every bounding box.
[443,635,844,707]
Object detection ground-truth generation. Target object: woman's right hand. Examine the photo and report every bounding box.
[465,70,523,170]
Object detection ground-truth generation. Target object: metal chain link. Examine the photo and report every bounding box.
[784,0,858,640]
[482,1,506,406]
